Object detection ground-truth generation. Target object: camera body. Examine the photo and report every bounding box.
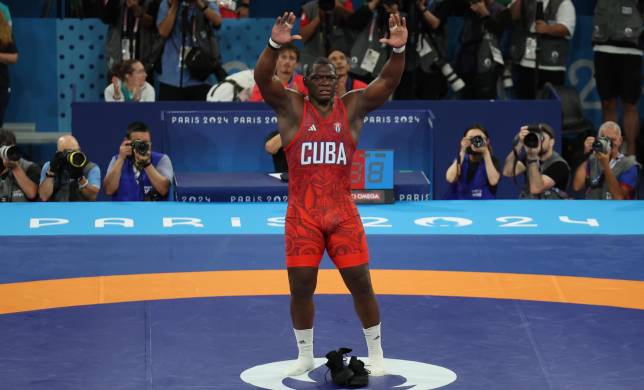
[524,125,544,149]
[0,145,20,162]
[131,140,151,155]
[471,135,486,148]
[592,137,611,154]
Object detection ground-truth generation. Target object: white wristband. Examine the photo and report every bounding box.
[268,38,282,50]
[392,45,406,54]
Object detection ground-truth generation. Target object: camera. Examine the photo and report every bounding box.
[52,150,88,172]
[524,125,544,148]
[471,135,486,148]
[0,145,20,161]
[592,137,612,154]
[438,61,465,93]
[131,140,151,155]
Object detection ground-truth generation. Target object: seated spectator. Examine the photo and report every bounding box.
[249,43,307,102]
[39,135,101,201]
[206,69,255,102]
[218,0,250,18]
[327,47,367,96]
[0,10,17,127]
[0,129,38,202]
[573,121,640,200]
[445,124,500,199]
[265,129,287,173]
[103,121,174,201]
[503,123,570,199]
[105,59,155,102]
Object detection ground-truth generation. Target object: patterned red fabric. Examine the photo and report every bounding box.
[284,97,368,268]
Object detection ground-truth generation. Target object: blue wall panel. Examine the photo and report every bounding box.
[56,19,108,132]
[6,18,58,132]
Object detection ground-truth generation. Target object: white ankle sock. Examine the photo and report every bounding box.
[285,328,315,376]
[363,323,386,376]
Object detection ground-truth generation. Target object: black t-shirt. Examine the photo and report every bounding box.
[0,38,17,89]
[542,160,569,192]
[265,130,287,173]
[522,157,570,192]
[465,156,500,195]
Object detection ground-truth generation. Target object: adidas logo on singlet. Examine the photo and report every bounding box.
[307,124,317,132]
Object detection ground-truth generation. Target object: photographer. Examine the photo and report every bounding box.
[391,0,454,99]
[39,135,101,202]
[299,0,354,67]
[157,0,225,100]
[0,129,38,202]
[503,123,570,198]
[103,121,174,201]
[99,0,162,76]
[454,0,511,99]
[347,0,403,84]
[445,124,501,199]
[573,121,640,200]
[509,0,576,99]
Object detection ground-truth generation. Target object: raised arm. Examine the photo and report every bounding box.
[349,13,407,120]
[254,12,302,114]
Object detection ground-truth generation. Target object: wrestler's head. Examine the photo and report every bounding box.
[304,58,337,105]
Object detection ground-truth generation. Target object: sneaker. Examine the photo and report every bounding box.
[324,348,354,386]
[346,356,369,388]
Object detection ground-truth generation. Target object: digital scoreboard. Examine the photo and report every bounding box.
[351,150,394,204]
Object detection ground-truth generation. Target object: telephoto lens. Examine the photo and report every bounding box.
[592,137,611,154]
[524,132,543,148]
[65,151,88,169]
[471,135,486,148]
[0,145,21,161]
[440,62,465,93]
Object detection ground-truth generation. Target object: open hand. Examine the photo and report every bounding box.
[271,12,302,46]
[379,13,408,49]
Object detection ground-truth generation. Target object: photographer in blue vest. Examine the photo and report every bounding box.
[103,121,174,201]
[445,124,501,199]
[509,0,576,99]
[592,0,643,156]
[573,121,640,200]
[39,135,101,202]
[503,123,570,199]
